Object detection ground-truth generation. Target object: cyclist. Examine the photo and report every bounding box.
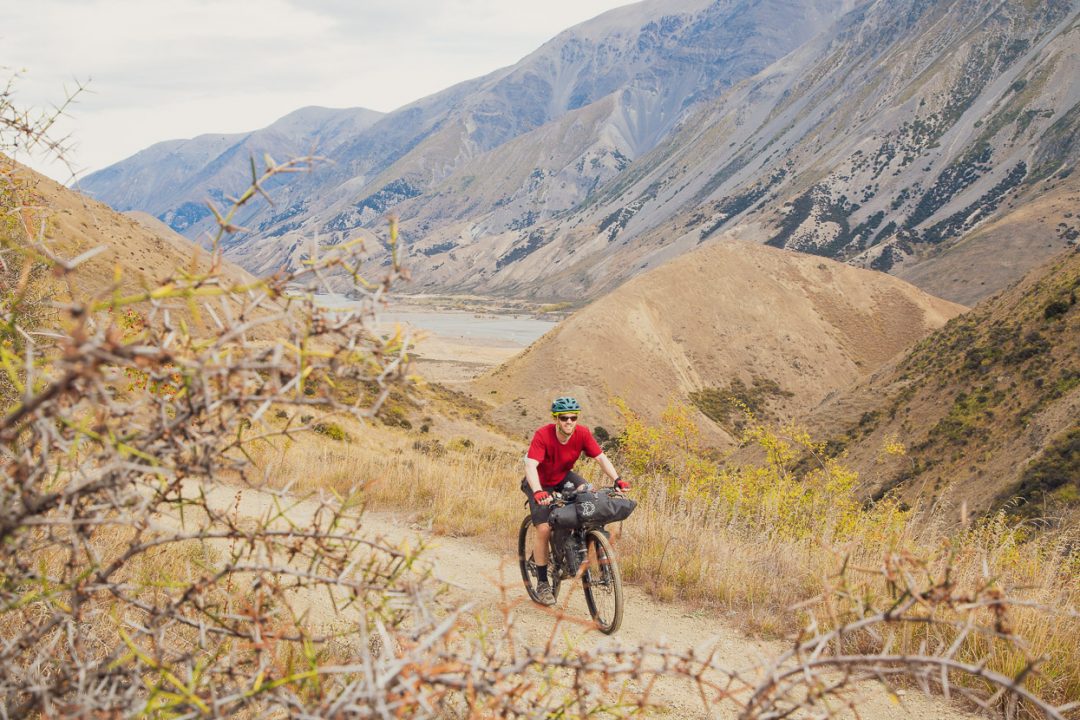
[522,396,629,605]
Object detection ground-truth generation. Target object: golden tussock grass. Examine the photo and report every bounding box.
[251,405,1080,709]
[251,421,525,546]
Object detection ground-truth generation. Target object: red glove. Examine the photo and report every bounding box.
[533,490,551,505]
[614,478,630,491]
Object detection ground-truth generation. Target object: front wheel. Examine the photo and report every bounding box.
[518,516,560,603]
[582,529,623,634]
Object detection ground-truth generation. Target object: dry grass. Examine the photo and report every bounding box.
[253,402,1080,714]
[251,417,524,544]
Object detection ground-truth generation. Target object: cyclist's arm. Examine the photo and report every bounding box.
[523,457,542,493]
[594,452,620,484]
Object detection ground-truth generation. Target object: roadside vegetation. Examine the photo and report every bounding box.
[3,82,1074,717]
[838,246,1080,517]
[256,399,1080,713]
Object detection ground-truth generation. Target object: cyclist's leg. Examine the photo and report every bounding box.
[535,522,551,566]
[521,478,554,577]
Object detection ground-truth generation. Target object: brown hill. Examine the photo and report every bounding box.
[4,157,279,338]
[473,240,965,443]
[809,246,1080,521]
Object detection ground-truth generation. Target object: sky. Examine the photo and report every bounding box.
[4,0,633,183]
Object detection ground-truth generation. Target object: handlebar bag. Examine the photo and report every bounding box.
[572,490,637,528]
[549,490,637,529]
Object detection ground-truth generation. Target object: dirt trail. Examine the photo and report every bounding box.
[188,483,980,719]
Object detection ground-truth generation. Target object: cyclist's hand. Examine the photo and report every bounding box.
[533,490,552,506]
[614,477,630,493]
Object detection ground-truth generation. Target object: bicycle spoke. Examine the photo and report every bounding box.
[582,529,623,634]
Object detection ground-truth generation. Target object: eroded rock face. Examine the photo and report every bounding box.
[80,0,1080,305]
[76,0,854,274]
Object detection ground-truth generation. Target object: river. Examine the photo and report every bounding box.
[314,294,556,348]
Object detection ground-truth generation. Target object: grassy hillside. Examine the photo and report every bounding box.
[812,245,1080,521]
[474,240,964,444]
[2,156,284,340]
[249,395,1080,711]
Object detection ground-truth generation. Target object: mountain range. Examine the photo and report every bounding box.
[65,0,1080,517]
[78,0,1080,306]
[77,0,1080,307]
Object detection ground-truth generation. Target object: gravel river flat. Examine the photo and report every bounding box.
[316,294,557,383]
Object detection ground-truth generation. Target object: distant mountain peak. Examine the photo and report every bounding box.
[77,0,1080,306]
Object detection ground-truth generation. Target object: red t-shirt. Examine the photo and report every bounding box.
[527,424,603,488]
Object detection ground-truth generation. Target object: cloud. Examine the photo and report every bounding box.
[3,0,631,181]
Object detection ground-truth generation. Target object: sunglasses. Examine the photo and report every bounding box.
[556,415,579,422]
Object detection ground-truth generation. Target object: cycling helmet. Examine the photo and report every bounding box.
[550,396,581,415]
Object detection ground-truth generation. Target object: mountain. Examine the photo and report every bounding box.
[515,0,1080,304]
[77,106,384,235]
[472,239,964,442]
[77,0,1080,306]
[808,243,1080,521]
[77,0,857,273]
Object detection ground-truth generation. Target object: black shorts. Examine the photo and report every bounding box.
[522,471,587,526]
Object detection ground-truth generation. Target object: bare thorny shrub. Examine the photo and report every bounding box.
[1,89,1075,719]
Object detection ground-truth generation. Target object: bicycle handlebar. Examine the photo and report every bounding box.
[551,485,626,504]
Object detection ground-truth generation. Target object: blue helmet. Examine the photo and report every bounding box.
[550,396,581,415]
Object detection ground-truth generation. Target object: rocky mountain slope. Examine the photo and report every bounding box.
[517,0,1080,304]
[77,0,857,274]
[808,243,1080,521]
[79,0,1079,307]
[473,239,964,442]
[77,106,384,235]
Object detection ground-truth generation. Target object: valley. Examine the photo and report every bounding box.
[4,0,1080,715]
[4,131,1078,720]
[316,293,559,383]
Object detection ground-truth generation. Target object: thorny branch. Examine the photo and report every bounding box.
[0,98,1073,719]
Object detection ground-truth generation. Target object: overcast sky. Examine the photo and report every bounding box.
[4,0,633,183]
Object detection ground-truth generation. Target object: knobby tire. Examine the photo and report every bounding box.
[518,515,561,603]
[582,528,623,634]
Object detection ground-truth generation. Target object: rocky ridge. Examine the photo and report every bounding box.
[77,0,1080,307]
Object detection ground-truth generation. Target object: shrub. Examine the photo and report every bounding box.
[1044,299,1070,319]
[0,141,429,715]
[689,376,793,433]
[1002,426,1080,514]
[313,421,351,442]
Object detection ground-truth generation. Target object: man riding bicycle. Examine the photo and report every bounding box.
[522,396,629,605]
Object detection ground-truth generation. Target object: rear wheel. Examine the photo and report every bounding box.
[518,516,560,603]
[582,529,623,634]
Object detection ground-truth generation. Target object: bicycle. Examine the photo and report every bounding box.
[517,487,625,634]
